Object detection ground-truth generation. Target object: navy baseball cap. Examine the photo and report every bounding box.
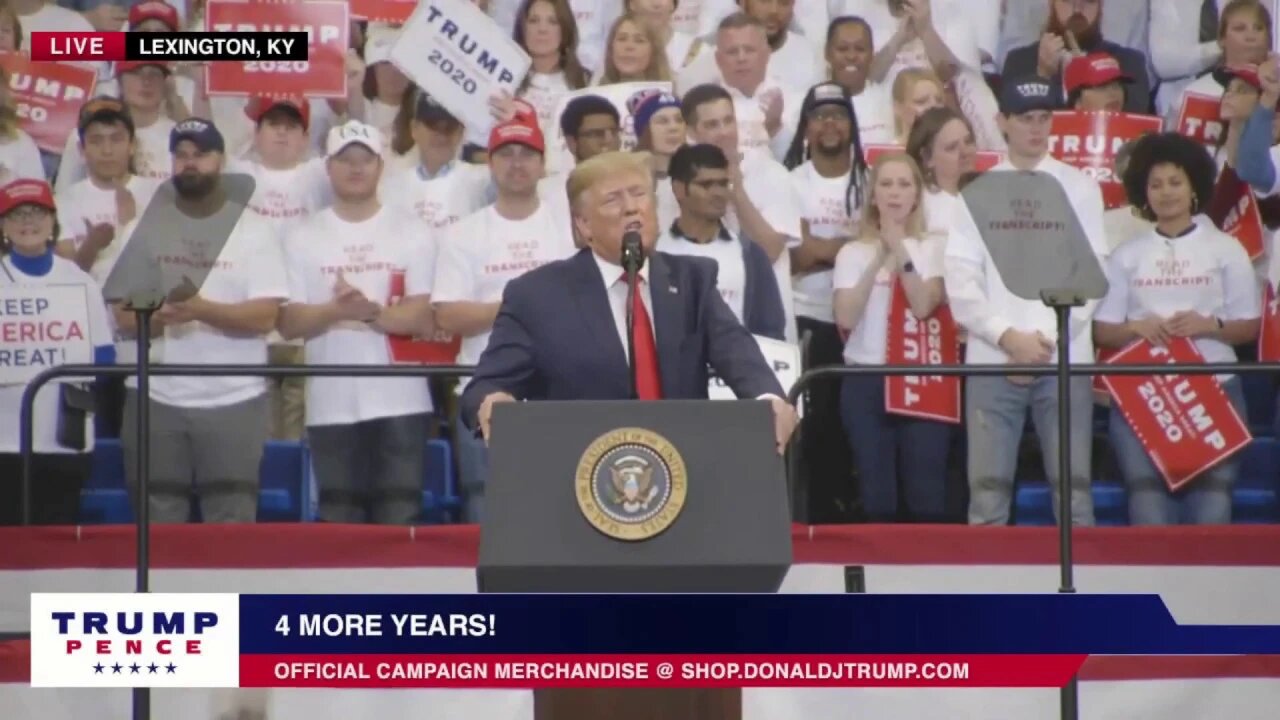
[999,76,1057,115]
[414,91,458,125]
[169,118,225,154]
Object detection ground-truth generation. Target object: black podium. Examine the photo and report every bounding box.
[477,399,792,720]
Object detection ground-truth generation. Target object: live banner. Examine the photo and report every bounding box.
[1048,111,1162,210]
[708,334,803,416]
[386,269,461,364]
[0,285,92,385]
[205,0,349,98]
[883,278,961,424]
[1174,93,1224,147]
[1100,337,1251,492]
[1218,177,1266,260]
[1260,282,1280,362]
[863,144,1001,171]
[0,53,95,153]
[350,0,416,22]
[548,82,669,174]
[391,0,531,136]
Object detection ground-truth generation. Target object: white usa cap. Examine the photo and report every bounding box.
[326,120,383,158]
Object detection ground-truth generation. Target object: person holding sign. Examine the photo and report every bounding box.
[944,76,1108,527]
[1166,0,1271,133]
[832,152,950,523]
[1095,132,1260,525]
[0,179,114,526]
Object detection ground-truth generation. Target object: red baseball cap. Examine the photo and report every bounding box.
[116,60,171,76]
[0,179,55,216]
[488,114,545,154]
[1215,64,1264,91]
[1064,53,1132,95]
[245,96,311,130]
[128,0,180,30]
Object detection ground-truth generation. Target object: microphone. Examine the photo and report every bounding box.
[621,230,645,272]
[621,230,644,399]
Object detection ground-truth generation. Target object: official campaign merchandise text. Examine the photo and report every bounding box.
[28,593,1280,689]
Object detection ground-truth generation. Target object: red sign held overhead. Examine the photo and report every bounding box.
[349,0,417,23]
[1048,111,1162,210]
[205,0,349,98]
[883,278,962,424]
[1218,180,1266,260]
[1100,337,1251,492]
[1175,93,1224,147]
[0,52,96,153]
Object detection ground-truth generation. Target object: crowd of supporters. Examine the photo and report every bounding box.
[1,0,1278,530]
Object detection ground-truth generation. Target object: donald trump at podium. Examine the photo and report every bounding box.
[461,151,798,453]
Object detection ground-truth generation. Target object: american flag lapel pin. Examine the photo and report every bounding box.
[669,284,678,294]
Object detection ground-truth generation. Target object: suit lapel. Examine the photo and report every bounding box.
[569,249,631,396]
[647,253,684,397]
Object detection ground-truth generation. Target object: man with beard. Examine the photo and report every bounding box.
[279,120,436,525]
[657,143,785,339]
[119,119,289,524]
[1001,0,1151,114]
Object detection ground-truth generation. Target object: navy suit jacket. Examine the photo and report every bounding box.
[459,248,785,430]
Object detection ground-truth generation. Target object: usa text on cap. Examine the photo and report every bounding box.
[170,118,225,153]
[326,120,384,157]
[999,76,1056,115]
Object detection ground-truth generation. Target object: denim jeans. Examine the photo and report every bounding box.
[839,374,952,521]
[1110,376,1245,525]
[964,375,1095,526]
[454,417,490,524]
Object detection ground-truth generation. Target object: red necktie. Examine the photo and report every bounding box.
[625,274,662,400]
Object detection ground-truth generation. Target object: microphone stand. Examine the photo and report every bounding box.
[621,235,643,400]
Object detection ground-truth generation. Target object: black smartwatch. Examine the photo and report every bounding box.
[902,260,916,274]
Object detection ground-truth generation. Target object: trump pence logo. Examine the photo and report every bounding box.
[575,428,687,541]
[29,593,240,688]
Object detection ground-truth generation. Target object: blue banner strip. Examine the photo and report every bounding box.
[237,595,1280,654]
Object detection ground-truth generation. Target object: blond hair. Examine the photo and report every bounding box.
[891,67,944,141]
[600,14,672,84]
[566,150,652,212]
[857,152,927,242]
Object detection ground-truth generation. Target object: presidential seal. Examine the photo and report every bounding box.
[575,428,688,541]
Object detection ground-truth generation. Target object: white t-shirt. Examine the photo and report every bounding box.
[923,188,959,237]
[852,82,895,146]
[944,155,1109,364]
[791,160,859,323]
[518,72,572,174]
[383,162,494,231]
[665,31,700,72]
[228,157,331,236]
[0,131,47,183]
[833,235,943,365]
[0,255,114,454]
[657,224,748,322]
[734,147,802,341]
[432,204,577,366]
[57,118,175,192]
[57,175,162,249]
[284,206,437,426]
[143,212,288,408]
[1096,221,1261,370]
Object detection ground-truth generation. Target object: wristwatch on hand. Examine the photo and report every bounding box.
[901,260,915,274]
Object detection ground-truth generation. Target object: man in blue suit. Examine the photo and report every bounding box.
[461,151,798,452]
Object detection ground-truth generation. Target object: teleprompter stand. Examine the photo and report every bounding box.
[101,174,256,720]
[477,399,792,720]
[960,170,1109,720]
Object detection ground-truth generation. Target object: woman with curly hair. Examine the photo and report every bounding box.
[1094,132,1260,525]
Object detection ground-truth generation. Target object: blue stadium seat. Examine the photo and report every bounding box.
[1091,482,1128,526]
[1234,438,1280,523]
[421,438,460,523]
[81,439,131,524]
[258,441,308,521]
[1013,480,1054,526]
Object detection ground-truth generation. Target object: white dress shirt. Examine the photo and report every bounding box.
[943,155,1110,365]
[592,251,655,356]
